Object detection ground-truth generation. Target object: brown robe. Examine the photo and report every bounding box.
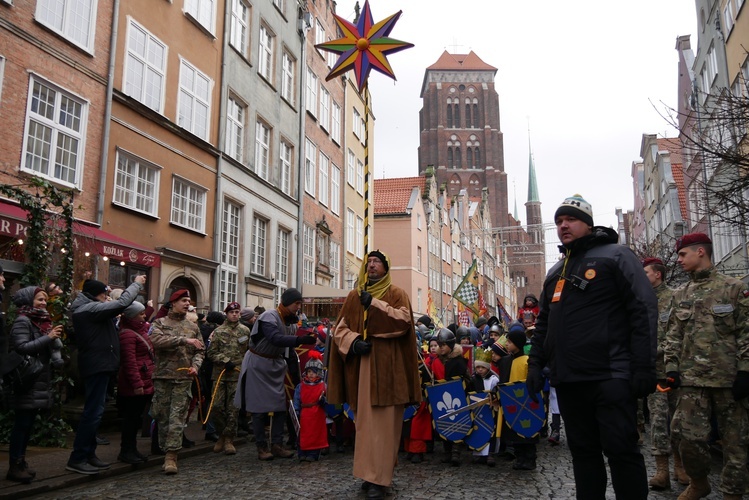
[328,284,422,487]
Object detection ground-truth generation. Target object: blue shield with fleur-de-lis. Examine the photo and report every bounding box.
[498,381,545,438]
[426,378,471,442]
[463,391,496,451]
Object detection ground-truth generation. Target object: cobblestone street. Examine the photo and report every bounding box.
[28,432,727,500]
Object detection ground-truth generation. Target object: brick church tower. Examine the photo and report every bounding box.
[418,51,546,304]
[417,51,508,229]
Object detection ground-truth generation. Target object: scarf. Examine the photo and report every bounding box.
[276,304,298,325]
[357,251,392,299]
[17,305,53,333]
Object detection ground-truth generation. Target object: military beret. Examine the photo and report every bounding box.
[169,289,190,303]
[675,233,712,252]
[224,301,241,313]
[642,257,664,268]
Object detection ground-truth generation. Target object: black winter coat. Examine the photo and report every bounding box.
[529,227,657,385]
[70,281,143,378]
[11,316,54,410]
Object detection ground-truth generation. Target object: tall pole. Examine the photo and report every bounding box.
[363,83,370,256]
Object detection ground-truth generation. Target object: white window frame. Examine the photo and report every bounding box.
[331,101,341,143]
[254,120,271,180]
[303,224,315,285]
[273,0,285,13]
[171,176,207,233]
[305,138,316,195]
[347,149,355,187]
[330,241,340,288]
[355,216,364,258]
[35,0,97,52]
[220,200,241,306]
[330,164,340,215]
[258,24,274,82]
[277,227,290,288]
[356,159,364,194]
[281,50,295,105]
[305,67,317,116]
[184,0,216,34]
[319,86,330,131]
[353,108,362,138]
[178,58,212,140]
[315,19,326,48]
[280,140,293,195]
[124,19,167,113]
[346,209,355,255]
[229,0,249,55]
[251,215,268,276]
[22,75,87,188]
[113,150,160,216]
[319,153,329,206]
[226,96,245,162]
[0,56,5,104]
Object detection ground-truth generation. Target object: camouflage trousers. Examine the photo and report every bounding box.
[671,386,749,495]
[211,379,239,438]
[647,388,678,455]
[152,379,193,452]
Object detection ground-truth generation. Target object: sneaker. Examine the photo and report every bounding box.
[95,435,110,445]
[87,456,111,469]
[411,453,423,464]
[486,455,496,467]
[66,461,101,475]
[134,450,148,462]
[548,430,561,445]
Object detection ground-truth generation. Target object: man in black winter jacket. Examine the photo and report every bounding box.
[66,275,146,475]
[527,194,657,500]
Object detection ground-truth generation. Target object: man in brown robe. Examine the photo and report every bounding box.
[327,250,422,500]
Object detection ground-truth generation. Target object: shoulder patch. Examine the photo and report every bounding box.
[743,289,749,298]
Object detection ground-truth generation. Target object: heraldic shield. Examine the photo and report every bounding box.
[426,379,471,441]
[463,391,495,451]
[498,381,545,438]
[402,403,420,421]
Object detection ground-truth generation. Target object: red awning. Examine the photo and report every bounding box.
[0,199,160,267]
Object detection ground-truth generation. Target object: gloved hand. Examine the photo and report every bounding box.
[525,366,544,403]
[630,372,657,398]
[732,371,749,401]
[665,371,681,390]
[360,291,372,309]
[295,335,316,346]
[224,361,236,372]
[351,338,371,355]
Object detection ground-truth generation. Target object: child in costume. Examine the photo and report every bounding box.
[293,353,328,461]
[470,348,500,466]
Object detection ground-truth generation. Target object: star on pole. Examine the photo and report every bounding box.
[315,0,414,92]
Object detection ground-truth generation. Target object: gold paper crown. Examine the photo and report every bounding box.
[474,347,493,365]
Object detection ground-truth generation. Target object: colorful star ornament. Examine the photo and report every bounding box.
[315,0,414,92]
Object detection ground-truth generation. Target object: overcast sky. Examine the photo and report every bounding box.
[331,0,697,253]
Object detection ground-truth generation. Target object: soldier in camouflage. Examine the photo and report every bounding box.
[664,233,749,500]
[206,301,249,455]
[642,257,688,490]
[150,289,204,475]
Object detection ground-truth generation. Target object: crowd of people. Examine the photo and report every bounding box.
[1,193,748,500]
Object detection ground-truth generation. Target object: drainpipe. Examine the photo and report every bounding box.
[212,1,231,311]
[97,0,120,225]
[296,12,310,289]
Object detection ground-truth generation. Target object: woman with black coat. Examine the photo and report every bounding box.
[7,286,63,484]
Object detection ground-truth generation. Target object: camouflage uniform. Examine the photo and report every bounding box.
[150,312,204,452]
[665,267,749,495]
[647,281,677,456]
[206,320,249,438]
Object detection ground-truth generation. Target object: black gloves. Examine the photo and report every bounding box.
[351,338,371,355]
[224,361,236,372]
[296,335,316,346]
[359,291,372,309]
[665,371,681,390]
[732,371,749,401]
[631,372,657,398]
[525,366,544,402]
